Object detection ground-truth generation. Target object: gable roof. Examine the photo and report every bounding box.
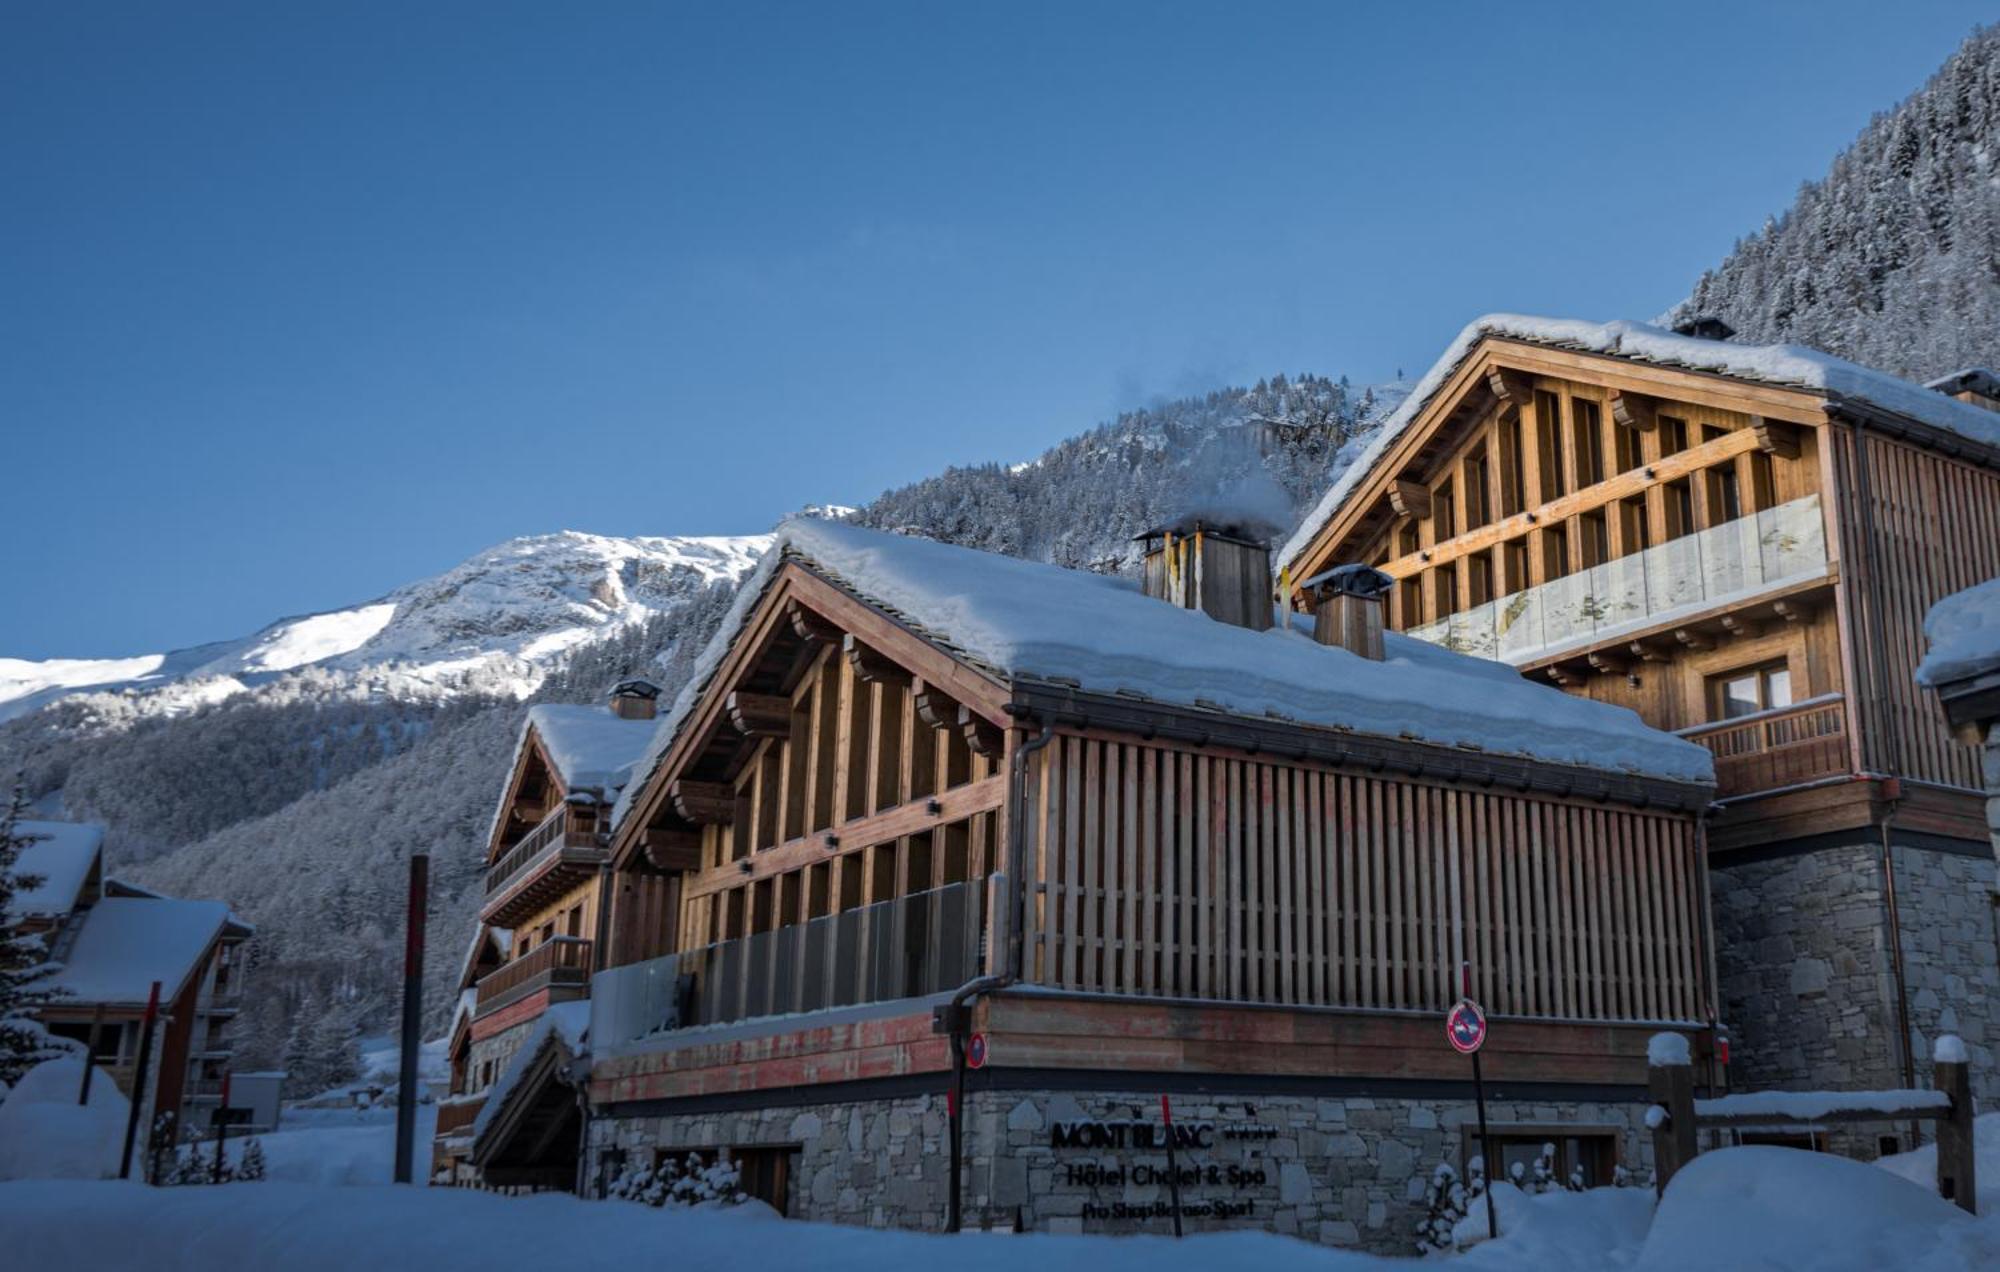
[1278,315,2000,577]
[7,821,103,922]
[483,703,658,855]
[612,521,1713,830]
[43,896,231,1005]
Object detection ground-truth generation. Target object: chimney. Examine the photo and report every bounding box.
[1136,519,1273,632]
[1671,315,1735,342]
[608,677,662,720]
[1304,564,1392,660]
[1926,367,2000,413]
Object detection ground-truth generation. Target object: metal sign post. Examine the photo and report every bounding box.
[117,981,162,1182]
[1448,962,1496,1241]
[393,851,428,1185]
[1159,1094,1185,1238]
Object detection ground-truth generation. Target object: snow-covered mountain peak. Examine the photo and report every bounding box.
[0,531,772,723]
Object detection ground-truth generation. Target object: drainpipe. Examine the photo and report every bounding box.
[940,722,1054,1233]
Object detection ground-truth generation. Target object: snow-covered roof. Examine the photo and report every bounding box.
[6,821,103,921]
[1278,314,2000,576]
[42,896,231,1005]
[613,521,1713,829]
[1916,576,2000,688]
[469,1000,589,1148]
[483,703,658,853]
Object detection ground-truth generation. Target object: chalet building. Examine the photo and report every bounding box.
[582,518,1716,1249]
[433,683,660,1190]
[1276,315,2000,1141]
[10,820,254,1150]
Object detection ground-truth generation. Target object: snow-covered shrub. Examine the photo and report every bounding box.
[1414,1156,1489,1253]
[236,1139,266,1182]
[607,1152,747,1208]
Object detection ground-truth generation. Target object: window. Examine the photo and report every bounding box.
[1499,417,1527,514]
[1466,1129,1620,1190]
[1468,552,1494,607]
[1710,662,1795,720]
[730,1147,797,1215]
[1614,419,1643,474]
[1541,525,1570,580]
[1502,540,1529,595]
[1659,416,1689,456]
[1435,480,1457,540]
[1664,478,1695,539]
[1578,510,1609,568]
[1434,563,1459,618]
[1398,522,1420,558]
[1572,398,1604,487]
[1618,496,1651,554]
[1749,451,1777,510]
[1709,463,1742,524]
[1464,449,1491,529]
[1536,391,1567,501]
[1398,575,1423,628]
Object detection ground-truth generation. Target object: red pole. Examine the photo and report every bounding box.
[394,852,429,1184]
[118,982,163,1181]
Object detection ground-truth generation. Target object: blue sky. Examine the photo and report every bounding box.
[4,1,1993,659]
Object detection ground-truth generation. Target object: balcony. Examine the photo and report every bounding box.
[434,1094,487,1142]
[474,936,593,1018]
[594,880,986,1054]
[482,807,606,927]
[1680,695,1850,798]
[1409,494,1828,667]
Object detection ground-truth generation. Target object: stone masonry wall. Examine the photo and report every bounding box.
[1986,722,2000,866]
[589,1089,1658,1255]
[1711,838,2000,1152]
[468,1019,537,1095]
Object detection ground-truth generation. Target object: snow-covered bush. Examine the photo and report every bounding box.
[607,1152,747,1208]
[236,1139,266,1182]
[1413,1156,1487,1253]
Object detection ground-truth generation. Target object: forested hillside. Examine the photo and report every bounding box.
[1673,25,2000,380]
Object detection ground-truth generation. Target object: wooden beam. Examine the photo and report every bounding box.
[1378,427,1767,579]
[669,780,735,826]
[642,829,703,873]
[1673,628,1712,651]
[911,679,958,731]
[1486,367,1536,412]
[1719,614,1754,638]
[1628,640,1671,664]
[1389,479,1432,520]
[725,691,791,739]
[1611,390,1660,432]
[959,704,1003,758]
[843,634,911,685]
[1586,651,1630,678]
[788,604,839,646]
[1751,418,1801,460]
[1546,666,1581,688]
[1772,599,1813,624]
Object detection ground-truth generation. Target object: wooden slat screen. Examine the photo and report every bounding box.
[1022,733,1709,1024]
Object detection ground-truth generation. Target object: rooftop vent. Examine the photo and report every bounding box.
[1671,316,1736,342]
[609,677,663,721]
[1302,563,1393,661]
[1135,519,1273,632]
[1925,367,2000,413]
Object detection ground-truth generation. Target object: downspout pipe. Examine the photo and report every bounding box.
[941,721,1054,1233]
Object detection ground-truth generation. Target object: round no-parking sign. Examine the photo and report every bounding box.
[1446,998,1487,1054]
[966,1032,987,1069]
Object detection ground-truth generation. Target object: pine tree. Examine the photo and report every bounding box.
[0,783,65,1088]
[237,1138,267,1181]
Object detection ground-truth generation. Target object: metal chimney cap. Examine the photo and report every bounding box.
[1134,519,1269,549]
[1671,316,1735,341]
[611,677,663,700]
[1300,563,1393,599]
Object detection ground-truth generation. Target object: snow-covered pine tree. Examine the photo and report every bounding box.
[0,783,65,1089]
[1414,1161,1469,1253]
[1530,1142,1558,1194]
[237,1138,267,1182]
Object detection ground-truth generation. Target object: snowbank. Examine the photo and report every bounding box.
[1877,1111,2000,1217]
[1693,1089,1951,1122]
[1916,576,2000,687]
[1279,314,2000,578]
[1634,1145,1998,1271]
[0,1057,130,1181]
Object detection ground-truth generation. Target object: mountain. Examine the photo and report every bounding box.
[1671,25,2000,380]
[0,531,769,724]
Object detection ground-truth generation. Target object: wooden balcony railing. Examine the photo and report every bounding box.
[1681,695,1850,798]
[486,807,600,897]
[434,1094,486,1140]
[474,936,593,1015]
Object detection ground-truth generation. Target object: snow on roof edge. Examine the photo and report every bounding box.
[1916,575,2000,688]
[1277,315,2000,576]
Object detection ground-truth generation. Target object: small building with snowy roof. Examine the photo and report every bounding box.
[581,516,1719,1244]
[1278,313,2000,1155]
[13,820,255,1161]
[435,685,659,1190]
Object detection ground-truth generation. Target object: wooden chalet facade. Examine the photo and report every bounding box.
[14,821,254,1164]
[1278,317,2000,1123]
[433,686,658,1190]
[583,518,1718,1247]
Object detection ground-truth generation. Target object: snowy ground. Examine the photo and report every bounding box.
[1,1140,1996,1272]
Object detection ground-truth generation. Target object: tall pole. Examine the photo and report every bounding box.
[393,851,428,1185]
[946,1029,966,1233]
[1462,962,1497,1241]
[77,1005,104,1105]
[1160,1094,1184,1238]
[118,981,162,1181]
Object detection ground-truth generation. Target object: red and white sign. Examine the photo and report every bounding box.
[966,1032,987,1070]
[1446,998,1487,1055]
